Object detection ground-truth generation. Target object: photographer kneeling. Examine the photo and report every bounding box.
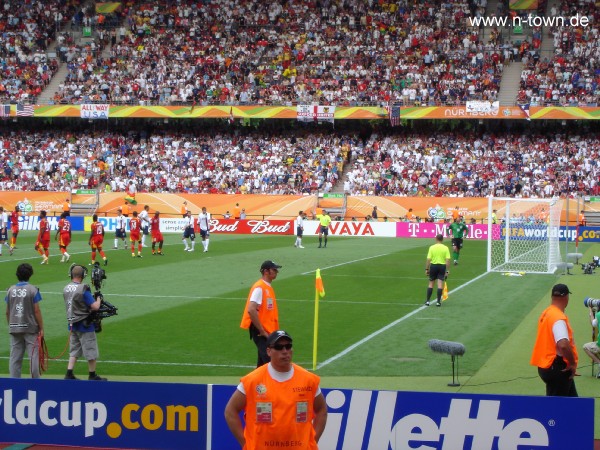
[583,303,600,378]
[63,264,107,381]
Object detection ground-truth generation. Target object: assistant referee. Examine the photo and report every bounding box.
[425,234,451,307]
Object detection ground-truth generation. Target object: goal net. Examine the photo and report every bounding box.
[487,197,562,274]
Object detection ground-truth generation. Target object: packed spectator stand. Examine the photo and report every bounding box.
[1,124,599,199]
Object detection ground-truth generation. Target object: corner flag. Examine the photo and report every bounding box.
[313,269,325,370]
[316,269,325,298]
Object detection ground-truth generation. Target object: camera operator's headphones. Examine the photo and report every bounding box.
[68,264,88,280]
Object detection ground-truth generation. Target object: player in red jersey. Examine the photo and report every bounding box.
[55,212,72,263]
[150,211,164,255]
[129,210,143,257]
[9,205,19,255]
[89,214,108,266]
[36,210,50,264]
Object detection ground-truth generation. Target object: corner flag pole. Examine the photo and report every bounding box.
[313,269,325,370]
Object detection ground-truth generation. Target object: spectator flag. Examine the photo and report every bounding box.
[297,105,335,124]
[16,103,34,117]
[0,105,10,117]
[519,103,531,121]
[389,104,401,127]
[228,106,234,125]
[313,268,325,370]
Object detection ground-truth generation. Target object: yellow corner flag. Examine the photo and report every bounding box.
[313,269,325,370]
[316,269,325,298]
[442,281,449,301]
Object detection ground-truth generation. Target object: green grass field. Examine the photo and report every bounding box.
[2,231,600,435]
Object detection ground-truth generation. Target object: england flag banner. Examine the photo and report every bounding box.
[297,105,335,123]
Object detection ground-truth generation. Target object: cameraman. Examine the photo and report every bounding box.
[63,265,107,381]
[583,305,600,378]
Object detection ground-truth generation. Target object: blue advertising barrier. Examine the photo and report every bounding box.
[577,226,600,242]
[1,380,593,449]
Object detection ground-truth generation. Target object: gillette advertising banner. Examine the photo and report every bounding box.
[0,379,592,449]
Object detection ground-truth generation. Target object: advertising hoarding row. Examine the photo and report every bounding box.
[0,379,592,450]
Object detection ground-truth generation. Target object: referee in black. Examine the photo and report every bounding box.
[425,234,451,307]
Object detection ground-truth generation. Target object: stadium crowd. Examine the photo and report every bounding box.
[0,0,81,103]
[1,126,599,199]
[41,0,509,106]
[517,0,599,107]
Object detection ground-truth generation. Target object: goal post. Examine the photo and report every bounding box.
[487,197,562,274]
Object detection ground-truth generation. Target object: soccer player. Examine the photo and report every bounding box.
[36,210,51,264]
[0,206,8,256]
[129,210,143,257]
[151,211,164,255]
[139,204,150,247]
[294,210,305,248]
[9,205,20,255]
[447,216,468,265]
[316,209,332,248]
[198,206,211,252]
[55,212,72,263]
[114,208,127,249]
[182,211,196,252]
[89,214,108,266]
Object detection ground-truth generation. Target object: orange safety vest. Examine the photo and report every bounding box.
[122,204,130,215]
[579,213,586,226]
[240,279,279,334]
[241,363,320,450]
[530,304,578,369]
[181,204,188,215]
[63,201,70,212]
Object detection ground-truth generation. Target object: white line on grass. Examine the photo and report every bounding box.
[0,356,254,369]
[301,254,389,275]
[316,271,490,370]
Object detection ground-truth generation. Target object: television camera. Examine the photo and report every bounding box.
[88,262,118,332]
[581,256,600,275]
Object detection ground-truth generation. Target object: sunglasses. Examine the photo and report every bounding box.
[270,343,293,351]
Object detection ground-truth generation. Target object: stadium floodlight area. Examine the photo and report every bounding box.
[487,197,562,274]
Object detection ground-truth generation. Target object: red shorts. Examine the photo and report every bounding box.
[59,234,71,247]
[11,225,18,236]
[130,231,140,242]
[39,239,50,249]
[152,232,163,243]
[90,237,104,250]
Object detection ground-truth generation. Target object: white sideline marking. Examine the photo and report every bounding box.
[0,356,254,369]
[316,271,491,370]
[301,254,389,275]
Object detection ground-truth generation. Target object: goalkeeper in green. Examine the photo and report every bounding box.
[447,216,468,265]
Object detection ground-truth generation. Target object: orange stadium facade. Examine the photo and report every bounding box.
[0,191,590,224]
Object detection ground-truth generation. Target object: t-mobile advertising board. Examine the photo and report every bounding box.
[0,379,592,449]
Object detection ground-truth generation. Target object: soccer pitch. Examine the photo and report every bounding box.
[2,231,600,434]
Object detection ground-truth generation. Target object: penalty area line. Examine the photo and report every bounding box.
[317,271,491,370]
[301,253,390,275]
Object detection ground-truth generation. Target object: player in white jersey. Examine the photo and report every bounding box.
[114,209,127,249]
[182,211,196,251]
[198,207,211,253]
[139,205,150,247]
[0,206,8,255]
[294,210,306,248]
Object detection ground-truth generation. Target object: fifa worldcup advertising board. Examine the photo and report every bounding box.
[0,379,592,449]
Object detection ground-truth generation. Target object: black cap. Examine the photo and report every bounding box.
[552,284,572,297]
[260,260,282,271]
[267,330,293,347]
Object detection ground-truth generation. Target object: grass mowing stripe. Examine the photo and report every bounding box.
[317,271,491,369]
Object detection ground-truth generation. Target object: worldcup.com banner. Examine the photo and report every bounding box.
[0,379,592,449]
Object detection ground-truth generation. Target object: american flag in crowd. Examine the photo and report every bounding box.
[0,105,10,117]
[388,104,401,127]
[16,103,34,117]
